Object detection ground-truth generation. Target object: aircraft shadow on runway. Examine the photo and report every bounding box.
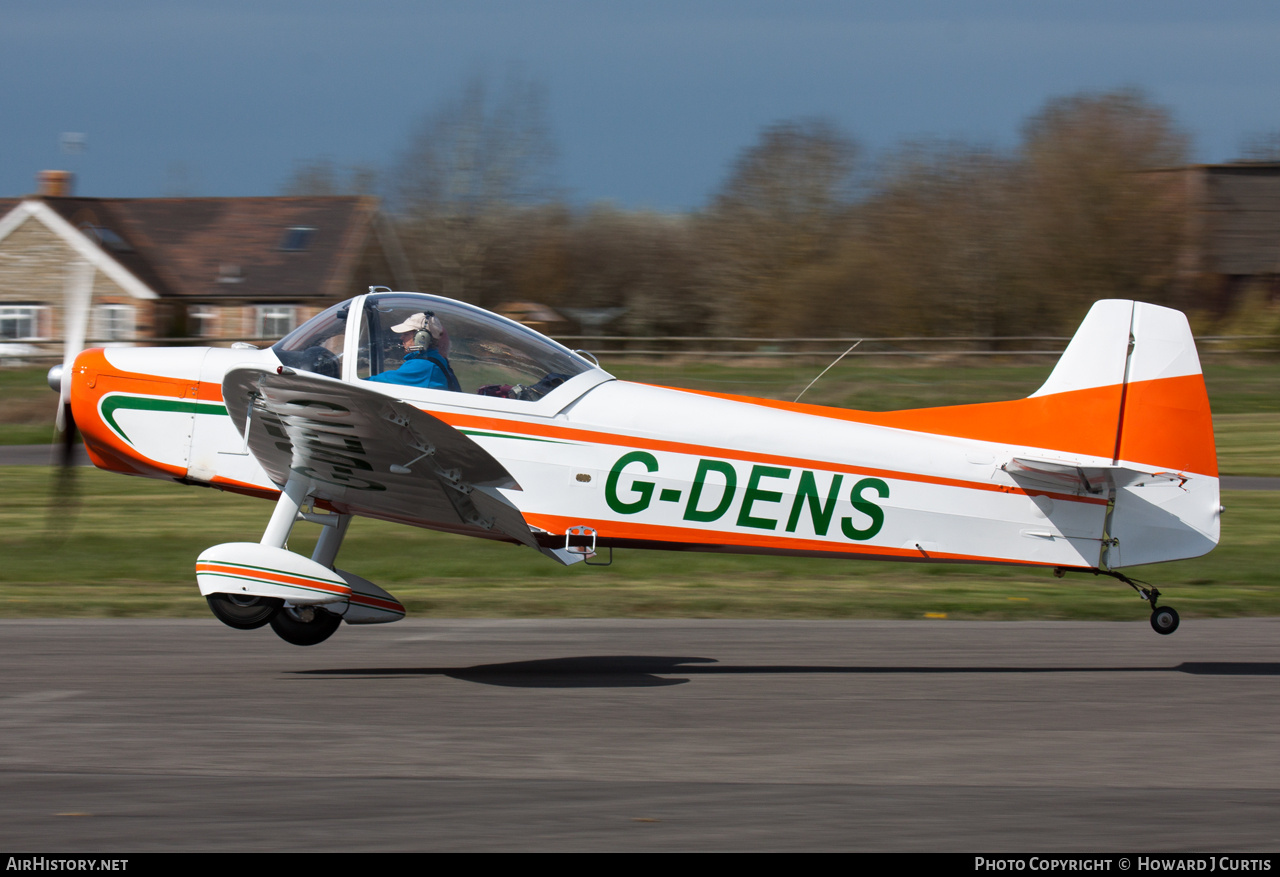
[292,657,1280,688]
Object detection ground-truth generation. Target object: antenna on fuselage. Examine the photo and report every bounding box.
[793,339,862,403]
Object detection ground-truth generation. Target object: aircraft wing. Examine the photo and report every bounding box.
[221,366,545,551]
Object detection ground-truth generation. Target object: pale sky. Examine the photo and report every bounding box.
[4,0,1279,210]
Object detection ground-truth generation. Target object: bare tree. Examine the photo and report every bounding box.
[867,140,1031,338]
[280,157,378,196]
[566,207,705,336]
[391,73,560,307]
[1236,131,1280,162]
[699,119,861,335]
[1018,88,1191,320]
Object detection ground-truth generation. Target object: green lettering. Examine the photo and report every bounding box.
[606,451,659,514]
[684,459,737,522]
[841,477,889,541]
[737,465,791,530]
[785,471,844,535]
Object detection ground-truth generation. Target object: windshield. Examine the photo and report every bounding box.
[271,300,348,378]
[358,293,594,400]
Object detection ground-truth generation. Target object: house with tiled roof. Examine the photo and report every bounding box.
[0,172,413,357]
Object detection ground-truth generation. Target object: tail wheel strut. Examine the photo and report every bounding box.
[1055,567,1181,636]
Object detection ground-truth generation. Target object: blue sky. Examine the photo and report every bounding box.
[4,1,1279,210]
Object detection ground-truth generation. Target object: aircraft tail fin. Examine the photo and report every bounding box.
[1027,300,1220,567]
[1031,300,1217,478]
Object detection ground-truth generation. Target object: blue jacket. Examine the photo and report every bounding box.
[368,351,460,391]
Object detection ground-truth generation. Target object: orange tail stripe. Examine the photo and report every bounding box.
[1116,374,1218,477]
[665,376,1216,477]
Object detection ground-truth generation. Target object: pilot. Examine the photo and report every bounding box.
[368,312,461,392]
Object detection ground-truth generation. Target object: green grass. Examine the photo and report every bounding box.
[9,354,1280,442]
[2,357,1276,619]
[0,365,57,445]
[6,355,1280,430]
[1214,413,1280,476]
[0,467,1274,620]
[606,355,1280,415]
[606,359,1062,412]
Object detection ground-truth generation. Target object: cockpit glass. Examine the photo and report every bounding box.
[359,293,594,401]
[271,300,348,378]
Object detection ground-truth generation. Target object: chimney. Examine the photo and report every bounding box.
[37,170,75,198]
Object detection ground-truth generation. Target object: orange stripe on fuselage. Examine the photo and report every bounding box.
[431,409,1109,507]
[195,381,225,403]
[658,375,1216,477]
[663,383,1124,459]
[70,348,190,480]
[523,512,1074,567]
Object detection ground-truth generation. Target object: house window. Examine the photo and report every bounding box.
[279,227,315,251]
[255,305,298,339]
[95,304,135,343]
[0,306,47,340]
[188,306,219,338]
[80,225,134,254]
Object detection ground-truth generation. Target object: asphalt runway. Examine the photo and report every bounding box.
[1,618,1278,852]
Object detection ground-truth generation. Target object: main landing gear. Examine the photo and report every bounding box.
[269,603,343,646]
[1058,567,1180,635]
[201,475,353,647]
[206,593,282,630]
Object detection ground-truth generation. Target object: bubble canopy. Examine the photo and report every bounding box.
[272,292,606,404]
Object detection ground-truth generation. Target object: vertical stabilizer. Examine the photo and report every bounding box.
[1104,302,1219,567]
[1030,299,1135,400]
[1113,302,1218,479]
[1029,300,1217,568]
[1011,300,1219,567]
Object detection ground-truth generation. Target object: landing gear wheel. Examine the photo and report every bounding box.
[268,604,342,646]
[206,594,283,630]
[1150,605,1180,635]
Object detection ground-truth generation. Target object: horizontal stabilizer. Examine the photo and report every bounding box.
[1004,457,1184,496]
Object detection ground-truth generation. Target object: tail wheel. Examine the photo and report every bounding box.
[269,604,342,646]
[1150,606,1180,636]
[207,594,283,630]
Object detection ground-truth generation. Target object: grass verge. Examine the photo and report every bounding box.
[0,467,1271,620]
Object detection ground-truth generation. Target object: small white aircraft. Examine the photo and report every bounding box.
[52,290,1220,645]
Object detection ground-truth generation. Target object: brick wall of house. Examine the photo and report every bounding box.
[0,215,154,348]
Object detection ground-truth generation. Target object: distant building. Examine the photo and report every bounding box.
[1159,162,1280,311]
[0,172,413,357]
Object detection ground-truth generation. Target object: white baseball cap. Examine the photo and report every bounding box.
[390,312,443,337]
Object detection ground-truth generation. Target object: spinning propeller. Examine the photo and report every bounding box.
[46,259,94,529]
